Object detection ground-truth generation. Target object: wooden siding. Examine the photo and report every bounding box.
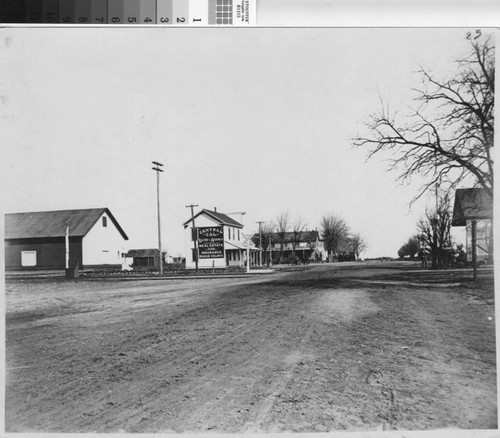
[5,237,83,270]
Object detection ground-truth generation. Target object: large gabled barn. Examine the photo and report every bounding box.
[5,208,129,270]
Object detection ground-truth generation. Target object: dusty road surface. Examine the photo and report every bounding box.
[5,261,497,432]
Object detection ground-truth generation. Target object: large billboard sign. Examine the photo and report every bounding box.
[197,226,224,259]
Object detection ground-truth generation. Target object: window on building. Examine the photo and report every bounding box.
[233,228,235,240]
[228,227,231,239]
[102,217,107,227]
[238,229,240,241]
[21,250,37,267]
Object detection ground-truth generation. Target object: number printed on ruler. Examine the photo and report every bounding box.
[6,0,256,25]
[90,0,107,23]
[157,0,172,24]
[124,0,139,23]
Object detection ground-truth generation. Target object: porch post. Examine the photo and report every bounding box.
[472,220,478,281]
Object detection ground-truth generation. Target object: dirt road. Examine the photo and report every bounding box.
[5,262,497,432]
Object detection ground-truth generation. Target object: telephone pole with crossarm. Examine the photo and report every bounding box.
[152,161,164,275]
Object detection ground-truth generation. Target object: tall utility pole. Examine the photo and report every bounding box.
[256,221,264,266]
[186,204,199,272]
[152,161,164,275]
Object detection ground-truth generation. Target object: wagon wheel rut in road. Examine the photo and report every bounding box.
[101,284,369,432]
[69,300,290,430]
[242,317,320,432]
[6,264,496,432]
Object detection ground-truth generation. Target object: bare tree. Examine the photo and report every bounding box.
[350,233,368,260]
[258,222,274,266]
[274,212,290,264]
[291,216,307,262]
[354,32,494,203]
[320,213,349,262]
[418,195,453,269]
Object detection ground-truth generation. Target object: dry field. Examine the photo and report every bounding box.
[4,261,497,432]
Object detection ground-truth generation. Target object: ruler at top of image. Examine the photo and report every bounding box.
[1,0,256,25]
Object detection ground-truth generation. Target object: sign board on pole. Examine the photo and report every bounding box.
[198,226,224,259]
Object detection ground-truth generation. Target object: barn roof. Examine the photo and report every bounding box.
[452,188,493,227]
[183,209,243,228]
[5,208,129,240]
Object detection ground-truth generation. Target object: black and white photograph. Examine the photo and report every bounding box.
[1,9,497,435]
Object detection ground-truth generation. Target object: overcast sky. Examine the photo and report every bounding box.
[2,27,486,258]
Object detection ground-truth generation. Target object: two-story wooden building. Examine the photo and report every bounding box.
[183,208,261,269]
[253,230,325,264]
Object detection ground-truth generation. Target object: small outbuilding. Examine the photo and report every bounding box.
[5,208,129,270]
[451,188,493,264]
[125,248,160,270]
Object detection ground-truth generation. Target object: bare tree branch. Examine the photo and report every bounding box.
[353,33,494,204]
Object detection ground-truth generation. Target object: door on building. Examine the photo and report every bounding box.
[21,250,37,267]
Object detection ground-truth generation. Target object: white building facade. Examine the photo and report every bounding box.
[81,211,129,268]
[183,209,261,269]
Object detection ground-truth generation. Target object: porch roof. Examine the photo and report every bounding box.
[452,188,493,226]
[225,241,261,251]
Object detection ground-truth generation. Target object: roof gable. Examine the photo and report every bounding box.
[184,209,243,228]
[5,208,129,240]
[452,188,493,226]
